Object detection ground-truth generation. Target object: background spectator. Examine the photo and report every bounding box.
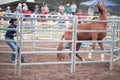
[42,4,49,14]
[6,6,12,13]
[22,3,28,12]
[34,5,40,14]
[88,6,95,16]
[41,6,44,14]
[65,4,71,14]
[71,2,77,15]
[16,3,23,13]
[14,8,21,17]
[5,6,12,19]
[58,4,65,14]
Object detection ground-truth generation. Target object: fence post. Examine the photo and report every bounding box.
[71,16,77,73]
[31,29,36,51]
[110,17,115,71]
[18,15,23,74]
[14,16,21,75]
[118,21,120,66]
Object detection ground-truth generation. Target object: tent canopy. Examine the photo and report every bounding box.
[80,0,120,6]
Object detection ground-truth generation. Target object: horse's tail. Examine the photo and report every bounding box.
[57,34,65,61]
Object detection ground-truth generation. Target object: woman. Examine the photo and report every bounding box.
[5,18,24,62]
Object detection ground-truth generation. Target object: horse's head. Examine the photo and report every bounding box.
[97,2,106,14]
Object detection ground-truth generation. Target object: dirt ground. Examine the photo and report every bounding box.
[0,42,120,80]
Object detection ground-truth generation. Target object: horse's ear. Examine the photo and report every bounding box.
[96,2,99,5]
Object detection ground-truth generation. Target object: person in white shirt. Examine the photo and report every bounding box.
[22,3,28,12]
[59,4,65,14]
[88,6,95,16]
[42,4,49,14]
[44,4,49,13]
[16,3,23,13]
[71,2,77,15]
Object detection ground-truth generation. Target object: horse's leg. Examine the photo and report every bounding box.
[88,33,97,59]
[98,42,105,61]
[76,43,83,61]
[69,43,82,61]
[88,43,96,59]
[57,42,65,61]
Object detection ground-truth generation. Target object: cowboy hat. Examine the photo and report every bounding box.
[9,18,17,23]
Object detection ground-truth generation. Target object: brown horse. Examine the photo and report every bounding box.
[57,2,107,61]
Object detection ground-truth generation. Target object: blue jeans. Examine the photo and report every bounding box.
[5,37,24,61]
